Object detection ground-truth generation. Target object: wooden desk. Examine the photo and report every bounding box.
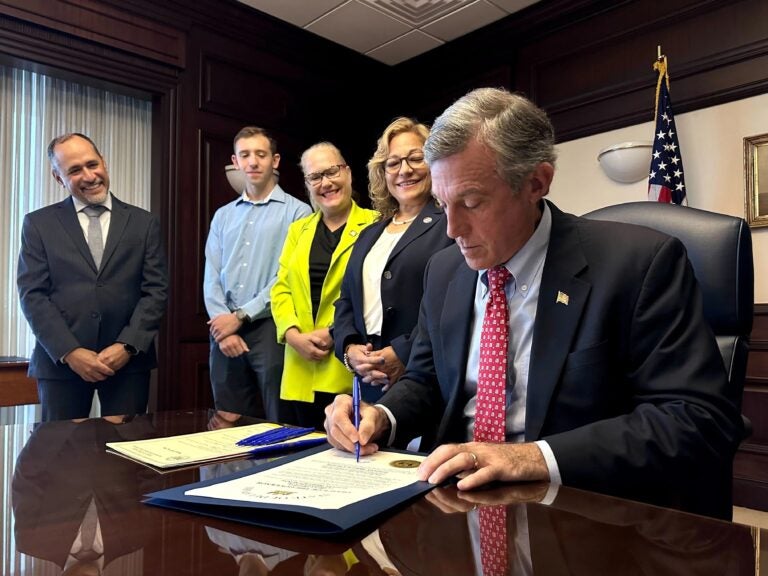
[0,357,38,406]
[4,410,763,575]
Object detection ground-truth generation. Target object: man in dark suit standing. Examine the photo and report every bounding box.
[325,88,742,519]
[17,133,168,421]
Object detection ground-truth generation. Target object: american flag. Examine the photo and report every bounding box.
[648,57,687,205]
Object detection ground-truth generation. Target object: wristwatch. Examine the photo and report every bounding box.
[123,343,138,356]
[235,308,250,323]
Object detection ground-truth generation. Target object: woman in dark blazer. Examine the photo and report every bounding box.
[333,117,453,402]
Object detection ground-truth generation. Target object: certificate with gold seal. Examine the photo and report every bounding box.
[144,445,436,535]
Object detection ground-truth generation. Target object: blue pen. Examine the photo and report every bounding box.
[236,426,315,446]
[247,436,327,457]
[353,374,361,462]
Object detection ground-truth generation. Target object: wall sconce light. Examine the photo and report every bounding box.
[225,164,245,194]
[597,142,653,183]
[225,164,280,194]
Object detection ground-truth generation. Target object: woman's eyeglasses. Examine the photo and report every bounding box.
[305,164,347,186]
[384,152,426,174]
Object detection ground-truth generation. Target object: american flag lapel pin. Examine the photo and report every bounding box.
[556,291,569,306]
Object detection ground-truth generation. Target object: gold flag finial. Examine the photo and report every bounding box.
[652,49,670,119]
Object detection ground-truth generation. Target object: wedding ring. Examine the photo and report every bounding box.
[468,452,479,470]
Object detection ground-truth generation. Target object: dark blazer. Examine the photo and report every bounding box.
[380,200,742,519]
[333,200,453,365]
[17,194,168,379]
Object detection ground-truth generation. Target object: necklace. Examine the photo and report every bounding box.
[391,212,417,225]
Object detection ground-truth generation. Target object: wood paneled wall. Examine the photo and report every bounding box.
[396,0,768,143]
[735,305,768,509]
[1,0,768,507]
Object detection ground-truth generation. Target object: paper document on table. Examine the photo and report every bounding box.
[186,448,425,509]
[106,423,326,470]
[144,445,435,535]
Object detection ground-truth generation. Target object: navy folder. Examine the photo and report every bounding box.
[143,444,435,535]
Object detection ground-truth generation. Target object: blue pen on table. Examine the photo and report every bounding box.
[247,436,327,456]
[353,374,361,462]
[236,426,315,447]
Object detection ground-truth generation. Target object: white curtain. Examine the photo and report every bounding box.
[0,66,152,359]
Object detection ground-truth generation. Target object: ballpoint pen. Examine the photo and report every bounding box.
[353,374,361,462]
[236,426,315,446]
[247,436,327,456]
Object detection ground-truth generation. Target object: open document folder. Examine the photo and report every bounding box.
[106,423,327,472]
[143,444,436,535]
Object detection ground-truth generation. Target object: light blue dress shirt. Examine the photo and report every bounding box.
[381,202,561,482]
[203,185,311,321]
[462,201,561,483]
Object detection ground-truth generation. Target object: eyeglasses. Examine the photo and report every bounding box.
[384,152,426,174]
[305,164,347,186]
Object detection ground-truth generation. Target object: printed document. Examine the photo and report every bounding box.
[107,423,324,469]
[186,448,426,509]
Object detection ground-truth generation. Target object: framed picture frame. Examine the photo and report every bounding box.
[744,133,768,228]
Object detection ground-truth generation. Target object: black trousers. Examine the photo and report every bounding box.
[37,370,150,421]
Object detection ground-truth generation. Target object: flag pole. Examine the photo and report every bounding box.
[648,48,687,205]
[653,47,669,119]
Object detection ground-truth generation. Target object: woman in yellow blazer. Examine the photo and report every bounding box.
[271,142,378,429]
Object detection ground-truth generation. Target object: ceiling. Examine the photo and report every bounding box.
[236,0,540,65]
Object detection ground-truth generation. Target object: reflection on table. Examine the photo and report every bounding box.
[0,410,761,575]
[12,415,159,575]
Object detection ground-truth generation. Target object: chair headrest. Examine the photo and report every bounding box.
[583,202,753,335]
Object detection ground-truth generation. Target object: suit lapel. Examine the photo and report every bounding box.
[386,201,442,264]
[294,212,320,300]
[101,197,130,274]
[345,218,387,336]
[55,198,97,271]
[328,202,371,272]
[436,260,477,443]
[320,203,375,313]
[525,204,591,440]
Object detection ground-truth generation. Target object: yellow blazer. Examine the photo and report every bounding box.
[271,201,379,402]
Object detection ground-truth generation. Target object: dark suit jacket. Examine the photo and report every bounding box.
[380,200,742,519]
[333,201,453,364]
[17,194,168,379]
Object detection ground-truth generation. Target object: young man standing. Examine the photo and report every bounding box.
[204,127,311,421]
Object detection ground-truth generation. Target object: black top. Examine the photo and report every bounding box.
[309,220,345,320]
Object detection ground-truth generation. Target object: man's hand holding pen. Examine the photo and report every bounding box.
[324,393,389,457]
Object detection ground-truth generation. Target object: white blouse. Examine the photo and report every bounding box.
[361,228,406,336]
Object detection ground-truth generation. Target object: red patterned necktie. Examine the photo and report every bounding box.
[475,265,510,443]
[475,265,510,576]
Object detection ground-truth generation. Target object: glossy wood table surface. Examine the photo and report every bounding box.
[5,410,764,575]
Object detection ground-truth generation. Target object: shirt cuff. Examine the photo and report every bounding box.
[534,439,562,485]
[540,482,560,505]
[375,403,397,447]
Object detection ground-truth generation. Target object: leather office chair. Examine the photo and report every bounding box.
[583,202,754,437]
